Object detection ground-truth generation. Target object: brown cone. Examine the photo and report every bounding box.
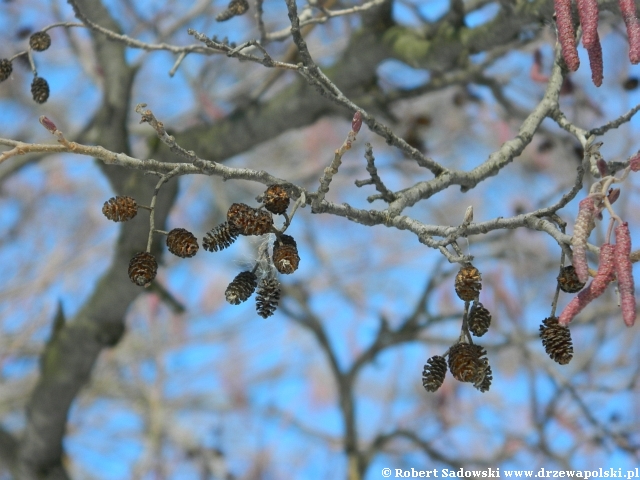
[557,265,586,293]
[539,316,573,365]
[227,203,273,236]
[256,277,280,318]
[0,59,12,82]
[203,222,239,252]
[225,271,258,305]
[273,235,300,274]
[166,228,199,258]
[448,343,489,384]
[102,196,138,222]
[29,31,51,51]
[263,184,290,215]
[422,355,447,392]
[128,252,157,287]
[468,302,491,337]
[31,76,50,104]
[455,264,482,301]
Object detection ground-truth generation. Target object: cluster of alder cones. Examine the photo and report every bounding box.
[0,31,52,103]
[422,264,494,393]
[102,184,298,318]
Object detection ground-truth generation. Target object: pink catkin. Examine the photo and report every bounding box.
[576,0,600,48]
[555,0,580,71]
[559,244,616,325]
[586,38,604,87]
[619,0,640,63]
[571,197,598,283]
[614,223,636,327]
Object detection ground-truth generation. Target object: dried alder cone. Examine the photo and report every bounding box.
[256,277,281,318]
[273,235,300,275]
[225,271,257,305]
[455,264,482,302]
[263,185,290,215]
[422,355,447,392]
[216,0,249,21]
[128,252,158,287]
[539,317,573,365]
[31,76,49,104]
[29,31,51,51]
[166,228,199,258]
[227,203,273,236]
[468,302,491,337]
[203,222,239,252]
[102,196,138,222]
[0,59,12,82]
[448,343,491,392]
[557,265,586,293]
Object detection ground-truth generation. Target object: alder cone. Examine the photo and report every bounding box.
[0,59,12,82]
[448,343,489,385]
[29,31,51,51]
[455,264,482,301]
[422,355,447,392]
[539,316,573,365]
[216,0,249,21]
[273,235,300,274]
[256,277,280,318]
[468,302,491,337]
[263,184,290,214]
[128,252,157,287]
[203,222,239,252]
[31,76,50,104]
[557,265,586,293]
[166,228,199,258]
[225,271,257,305]
[102,196,138,222]
[475,364,492,393]
[227,203,273,236]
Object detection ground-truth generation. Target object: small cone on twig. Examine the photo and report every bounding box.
[422,355,447,392]
[539,316,573,365]
[227,203,273,236]
[29,31,51,51]
[448,342,489,385]
[203,222,239,252]
[263,185,290,215]
[216,0,249,21]
[128,252,158,287]
[166,228,199,258]
[455,264,482,301]
[0,59,12,82]
[557,265,586,293]
[256,277,281,318]
[273,234,300,274]
[31,76,50,104]
[102,196,138,222]
[225,271,257,305]
[468,302,491,337]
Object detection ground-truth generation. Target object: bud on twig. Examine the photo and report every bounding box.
[614,223,636,326]
[39,115,57,133]
[351,111,362,133]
